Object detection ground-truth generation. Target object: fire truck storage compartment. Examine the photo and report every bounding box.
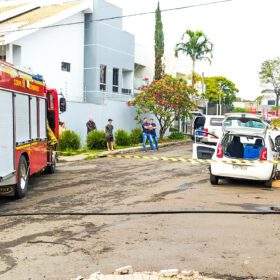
[15,94,30,144]
[39,98,47,139]
[0,90,14,179]
[30,97,38,140]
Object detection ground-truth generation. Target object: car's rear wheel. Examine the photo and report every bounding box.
[264,178,273,188]
[210,173,219,185]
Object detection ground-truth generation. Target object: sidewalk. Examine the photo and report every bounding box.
[59,140,189,162]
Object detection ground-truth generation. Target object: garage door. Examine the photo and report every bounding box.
[0,90,14,178]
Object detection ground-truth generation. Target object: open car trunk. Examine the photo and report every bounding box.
[222,134,265,160]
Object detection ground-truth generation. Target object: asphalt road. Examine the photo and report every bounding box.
[0,143,280,280]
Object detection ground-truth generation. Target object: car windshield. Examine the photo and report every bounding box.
[224,117,265,129]
[222,134,264,159]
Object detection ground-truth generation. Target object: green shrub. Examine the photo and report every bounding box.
[231,107,248,113]
[168,131,185,140]
[272,118,280,128]
[129,128,142,144]
[86,130,107,149]
[59,130,81,151]
[115,129,131,146]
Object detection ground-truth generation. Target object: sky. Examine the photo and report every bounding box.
[107,0,280,100]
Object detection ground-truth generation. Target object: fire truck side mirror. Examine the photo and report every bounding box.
[60,97,67,113]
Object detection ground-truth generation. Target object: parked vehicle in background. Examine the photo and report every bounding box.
[200,115,225,144]
[193,113,279,188]
[0,60,65,198]
[186,113,224,144]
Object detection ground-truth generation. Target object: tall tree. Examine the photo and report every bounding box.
[175,30,213,86]
[202,76,239,106]
[154,1,164,80]
[259,58,280,116]
[128,75,195,138]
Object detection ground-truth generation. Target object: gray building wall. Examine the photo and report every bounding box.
[60,100,139,144]
[84,0,135,104]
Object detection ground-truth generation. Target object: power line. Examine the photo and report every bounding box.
[0,0,232,37]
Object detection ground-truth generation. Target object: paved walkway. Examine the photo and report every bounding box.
[59,140,189,162]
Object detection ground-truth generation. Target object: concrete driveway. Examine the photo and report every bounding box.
[0,142,280,280]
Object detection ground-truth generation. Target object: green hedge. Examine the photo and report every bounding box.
[115,129,131,146]
[129,128,142,144]
[168,131,185,140]
[86,130,107,149]
[59,130,81,151]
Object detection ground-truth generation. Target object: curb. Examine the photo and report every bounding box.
[59,140,190,163]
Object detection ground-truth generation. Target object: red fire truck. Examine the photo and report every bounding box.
[0,60,64,198]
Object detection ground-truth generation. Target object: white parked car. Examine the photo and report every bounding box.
[186,113,225,144]
[193,113,279,188]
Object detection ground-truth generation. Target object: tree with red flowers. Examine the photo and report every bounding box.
[128,75,196,138]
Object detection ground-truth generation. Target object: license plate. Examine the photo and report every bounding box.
[232,164,247,170]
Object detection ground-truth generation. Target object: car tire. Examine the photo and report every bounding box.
[210,173,219,185]
[264,178,273,188]
[15,156,29,199]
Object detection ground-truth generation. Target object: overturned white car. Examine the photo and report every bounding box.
[193,113,280,188]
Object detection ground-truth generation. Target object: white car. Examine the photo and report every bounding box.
[193,113,279,188]
[186,113,225,144]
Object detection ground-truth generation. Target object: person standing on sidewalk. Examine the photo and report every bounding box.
[86,117,97,134]
[142,117,154,152]
[105,119,114,151]
[149,118,159,150]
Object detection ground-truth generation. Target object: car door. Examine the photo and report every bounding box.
[268,135,279,161]
[186,112,203,136]
[192,130,218,160]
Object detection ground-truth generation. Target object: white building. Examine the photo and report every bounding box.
[0,0,150,142]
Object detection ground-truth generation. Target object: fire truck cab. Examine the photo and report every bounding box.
[0,61,62,198]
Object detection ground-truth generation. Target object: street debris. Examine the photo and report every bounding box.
[115,265,134,275]
[71,268,227,280]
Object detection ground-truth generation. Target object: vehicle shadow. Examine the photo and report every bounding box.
[218,178,275,190]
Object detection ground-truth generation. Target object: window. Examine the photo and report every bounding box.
[112,68,119,93]
[61,62,71,72]
[0,45,6,61]
[210,118,224,126]
[100,64,107,91]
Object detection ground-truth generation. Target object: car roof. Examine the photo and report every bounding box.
[205,115,225,118]
[225,113,261,119]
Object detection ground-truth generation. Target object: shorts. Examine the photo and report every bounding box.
[106,136,114,142]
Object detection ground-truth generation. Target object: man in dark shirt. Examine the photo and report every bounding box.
[142,117,154,152]
[105,119,114,151]
[86,117,97,134]
[149,118,159,150]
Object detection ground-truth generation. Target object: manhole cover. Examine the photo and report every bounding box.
[271,206,280,211]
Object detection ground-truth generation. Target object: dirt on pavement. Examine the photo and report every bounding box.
[0,143,280,280]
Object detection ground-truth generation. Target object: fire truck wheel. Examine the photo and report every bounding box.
[15,156,29,199]
[46,152,56,174]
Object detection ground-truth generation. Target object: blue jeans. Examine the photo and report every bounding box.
[151,134,159,150]
[142,133,154,151]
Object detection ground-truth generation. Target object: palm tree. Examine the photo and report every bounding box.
[175,30,213,86]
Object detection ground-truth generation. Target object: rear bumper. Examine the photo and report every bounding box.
[211,162,275,181]
[0,173,16,196]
